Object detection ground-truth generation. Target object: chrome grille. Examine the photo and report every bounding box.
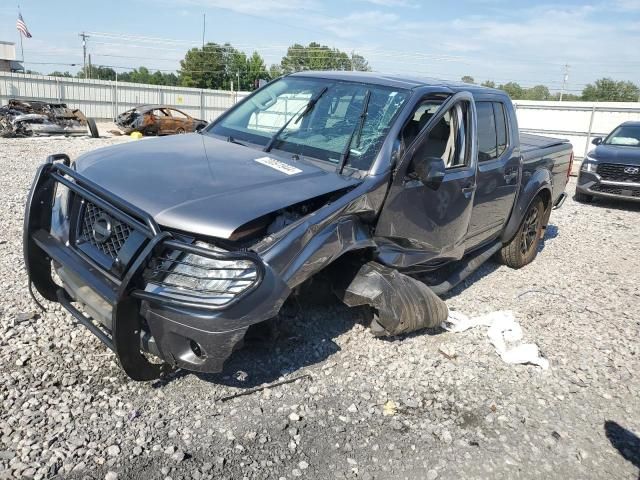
[597,163,640,183]
[79,202,132,260]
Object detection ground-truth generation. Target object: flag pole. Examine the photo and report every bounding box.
[20,33,24,68]
[17,4,25,71]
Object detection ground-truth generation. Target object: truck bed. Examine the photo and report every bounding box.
[519,133,570,154]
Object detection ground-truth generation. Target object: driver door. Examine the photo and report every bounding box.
[375,92,478,267]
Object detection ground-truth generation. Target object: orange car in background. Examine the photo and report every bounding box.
[116,105,207,135]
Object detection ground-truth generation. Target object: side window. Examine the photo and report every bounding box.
[476,102,497,162]
[476,101,509,162]
[413,100,470,169]
[494,102,508,157]
[399,99,444,150]
[170,109,189,119]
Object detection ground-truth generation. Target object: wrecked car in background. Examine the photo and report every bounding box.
[0,99,99,138]
[115,105,207,136]
[24,72,573,380]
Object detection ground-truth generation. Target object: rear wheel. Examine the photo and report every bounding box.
[499,197,545,269]
[176,127,186,134]
[574,191,593,203]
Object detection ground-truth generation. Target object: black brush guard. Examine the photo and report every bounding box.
[24,154,265,380]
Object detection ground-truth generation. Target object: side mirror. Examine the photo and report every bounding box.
[412,156,446,190]
[592,137,602,145]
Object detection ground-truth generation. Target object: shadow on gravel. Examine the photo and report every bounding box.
[579,196,640,212]
[605,420,640,476]
[153,279,368,389]
[152,226,564,389]
[441,259,501,300]
[538,223,559,253]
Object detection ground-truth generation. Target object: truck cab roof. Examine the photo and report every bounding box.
[289,71,505,96]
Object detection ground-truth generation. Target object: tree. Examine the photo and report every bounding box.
[119,67,153,84]
[269,64,283,80]
[78,65,116,81]
[525,85,551,101]
[48,71,73,78]
[179,42,268,90]
[351,53,371,72]
[461,75,475,84]
[500,82,525,99]
[179,42,228,89]
[246,52,269,87]
[280,42,367,73]
[481,80,496,88]
[582,78,640,102]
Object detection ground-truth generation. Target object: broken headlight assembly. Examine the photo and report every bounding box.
[147,241,259,306]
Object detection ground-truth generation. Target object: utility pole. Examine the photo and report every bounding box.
[202,13,206,48]
[79,32,89,77]
[351,50,354,71]
[559,63,570,101]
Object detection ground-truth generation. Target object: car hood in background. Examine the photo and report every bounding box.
[75,134,360,239]
[590,144,640,165]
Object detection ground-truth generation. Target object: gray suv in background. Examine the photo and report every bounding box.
[576,121,640,203]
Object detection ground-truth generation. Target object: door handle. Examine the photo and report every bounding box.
[461,183,476,198]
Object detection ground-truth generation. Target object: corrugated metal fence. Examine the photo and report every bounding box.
[513,100,640,158]
[0,72,249,122]
[2,73,640,159]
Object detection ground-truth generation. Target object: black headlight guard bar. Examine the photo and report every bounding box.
[24,154,266,380]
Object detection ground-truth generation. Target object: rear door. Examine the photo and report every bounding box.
[153,108,173,135]
[376,92,478,266]
[168,108,192,133]
[465,100,520,246]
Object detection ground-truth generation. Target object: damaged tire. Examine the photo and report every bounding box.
[86,118,99,138]
[499,197,544,269]
[333,261,448,337]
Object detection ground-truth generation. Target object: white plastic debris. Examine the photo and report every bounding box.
[443,310,549,369]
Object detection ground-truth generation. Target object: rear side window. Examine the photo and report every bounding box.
[476,101,509,162]
[494,103,508,157]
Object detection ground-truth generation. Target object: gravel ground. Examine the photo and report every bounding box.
[1,136,639,480]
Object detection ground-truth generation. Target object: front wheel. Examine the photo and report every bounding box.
[499,198,545,269]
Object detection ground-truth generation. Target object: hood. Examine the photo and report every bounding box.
[75,134,360,239]
[589,144,640,165]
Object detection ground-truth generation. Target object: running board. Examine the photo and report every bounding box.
[427,241,502,295]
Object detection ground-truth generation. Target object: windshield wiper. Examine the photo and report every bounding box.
[337,89,371,174]
[263,86,329,153]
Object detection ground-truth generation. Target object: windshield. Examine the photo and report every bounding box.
[604,125,640,147]
[206,77,410,171]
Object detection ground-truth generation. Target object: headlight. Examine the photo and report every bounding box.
[53,182,71,217]
[580,156,598,173]
[155,241,258,304]
[51,183,71,241]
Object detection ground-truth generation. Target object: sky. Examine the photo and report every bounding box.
[0,0,638,93]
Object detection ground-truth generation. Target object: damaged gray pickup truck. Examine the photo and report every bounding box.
[24,72,573,380]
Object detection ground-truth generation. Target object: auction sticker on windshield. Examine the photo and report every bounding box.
[254,156,302,175]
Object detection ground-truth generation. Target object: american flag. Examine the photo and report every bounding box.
[16,13,32,38]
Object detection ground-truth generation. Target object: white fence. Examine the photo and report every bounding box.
[513,100,640,158]
[2,73,640,159]
[0,72,249,122]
